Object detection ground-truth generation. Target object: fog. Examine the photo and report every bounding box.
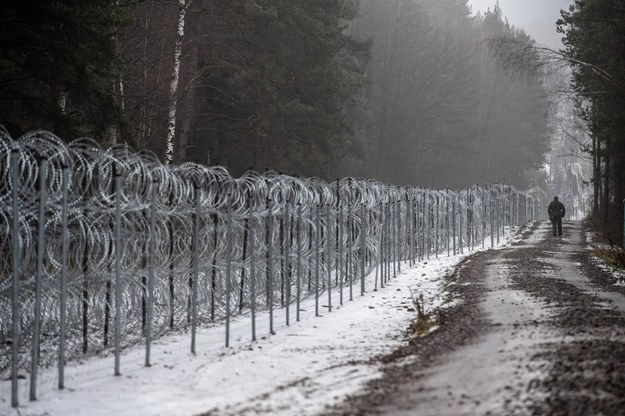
[467,0,572,48]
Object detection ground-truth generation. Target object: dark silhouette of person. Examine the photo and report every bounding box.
[548,196,566,236]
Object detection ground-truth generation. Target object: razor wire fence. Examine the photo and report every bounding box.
[1,130,540,407]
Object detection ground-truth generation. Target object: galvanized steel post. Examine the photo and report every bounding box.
[326,203,332,312]
[296,203,302,321]
[114,173,123,376]
[446,194,451,257]
[361,203,366,295]
[458,195,465,254]
[191,188,200,352]
[426,195,431,260]
[146,179,157,366]
[225,193,232,345]
[338,203,344,305]
[452,199,457,256]
[490,200,495,249]
[435,196,439,258]
[250,199,257,339]
[315,204,320,316]
[285,200,292,323]
[347,201,353,301]
[59,165,69,388]
[267,198,275,333]
[10,149,20,408]
[30,157,48,401]
[379,203,384,289]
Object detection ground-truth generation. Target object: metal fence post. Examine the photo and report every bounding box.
[425,196,430,260]
[361,203,366,295]
[30,157,48,401]
[490,200,495,249]
[296,203,302,321]
[408,197,414,266]
[267,198,275,334]
[250,199,257,340]
[468,190,473,252]
[458,195,465,254]
[391,201,396,278]
[379,203,384,289]
[395,200,401,273]
[420,194,425,261]
[452,199,457,256]
[114,172,123,376]
[326,203,332,312]
[482,187,486,249]
[225,193,232,346]
[146,179,157,366]
[30,158,46,397]
[386,203,391,282]
[347,202,353,301]
[59,165,69,388]
[315,204,320,316]
[381,204,386,286]
[10,149,20,408]
[338,203,344,305]
[191,188,200,353]
[435,196,439,258]
[446,194,450,256]
[285,200,291,323]
[496,198,501,244]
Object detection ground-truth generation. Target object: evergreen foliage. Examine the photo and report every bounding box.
[186,0,368,177]
[558,0,625,244]
[0,0,128,141]
[1,0,554,189]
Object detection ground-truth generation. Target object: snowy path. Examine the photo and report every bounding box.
[334,221,625,415]
[3,238,497,416]
[375,226,558,415]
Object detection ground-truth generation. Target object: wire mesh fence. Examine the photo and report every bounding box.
[0,130,539,407]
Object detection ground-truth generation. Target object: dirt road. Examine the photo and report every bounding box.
[326,221,625,415]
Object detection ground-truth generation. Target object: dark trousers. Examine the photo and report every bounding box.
[552,216,562,236]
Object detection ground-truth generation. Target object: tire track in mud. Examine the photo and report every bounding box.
[324,221,625,416]
[505,223,625,415]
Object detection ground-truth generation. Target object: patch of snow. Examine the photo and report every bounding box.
[1,232,517,416]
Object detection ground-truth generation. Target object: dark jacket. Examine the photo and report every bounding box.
[548,200,566,220]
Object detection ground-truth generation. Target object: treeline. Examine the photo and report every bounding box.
[557,0,625,244]
[353,0,550,189]
[0,0,550,189]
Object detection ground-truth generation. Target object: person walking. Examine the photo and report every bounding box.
[548,196,566,236]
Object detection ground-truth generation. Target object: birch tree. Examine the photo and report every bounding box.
[165,0,187,165]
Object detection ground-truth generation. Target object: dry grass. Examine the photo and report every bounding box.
[407,289,439,337]
[593,244,625,271]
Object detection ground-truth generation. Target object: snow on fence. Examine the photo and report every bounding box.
[1,130,537,407]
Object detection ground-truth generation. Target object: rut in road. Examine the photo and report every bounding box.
[326,220,625,416]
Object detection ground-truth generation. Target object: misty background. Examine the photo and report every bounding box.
[0,0,591,202]
[468,0,570,48]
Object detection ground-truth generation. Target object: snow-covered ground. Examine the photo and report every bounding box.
[2,235,520,416]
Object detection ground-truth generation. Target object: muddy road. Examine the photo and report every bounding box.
[326,221,625,416]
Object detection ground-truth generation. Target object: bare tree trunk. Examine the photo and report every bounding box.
[593,136,599,216]
[58,91,67,114]
[174,30,198,164]
[165,0,186,164]
[603,137,610,226]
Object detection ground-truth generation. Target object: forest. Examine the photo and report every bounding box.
[556,0,625,245]
[1,0,551,190]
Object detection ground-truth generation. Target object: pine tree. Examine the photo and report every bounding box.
[186,0,368,178]
[558,0,625,242]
